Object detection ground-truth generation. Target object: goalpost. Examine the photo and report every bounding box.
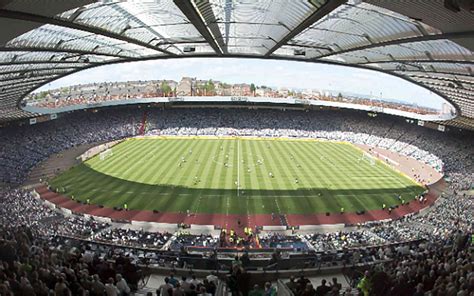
[99,149,113,160]
[360,152,376,166]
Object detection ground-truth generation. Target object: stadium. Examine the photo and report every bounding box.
[0,1,473,295]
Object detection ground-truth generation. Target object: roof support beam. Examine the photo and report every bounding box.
[173,0,225,55]
[314,30,474,60]
[429,84,473,96]
[0,70,73,81]
[392,69,474,78]
[0,46,131,59]
[0,75,56,85]
[0,60,96,66]
[408,74,474,85]
[264,0,346,57]
[360,59,474,66]
[415,78,473,90]
[0,66,77,77]
[403,74,474,85]
[0,78,53,91]
[0,9,176,56]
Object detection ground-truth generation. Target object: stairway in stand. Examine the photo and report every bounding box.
[138,110,148,135]
[279,214,288,226]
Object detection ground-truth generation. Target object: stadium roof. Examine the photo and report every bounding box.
[0,0,473,129]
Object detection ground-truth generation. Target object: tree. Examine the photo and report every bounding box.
[195,83,205,96]
[37,91,47,99]
[205,79,215,95]
[250,83,256,95]
[160,81,172,96]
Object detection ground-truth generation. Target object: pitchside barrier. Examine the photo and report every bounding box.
[262,225,287,231]
[298,224,346,232]
[84,214,112,224]
[130,220,184,232]
[129,134,351,145]
[190,224,215,232]
[32,188,103,219]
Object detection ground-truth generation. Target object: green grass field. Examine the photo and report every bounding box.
[49,137,424,215]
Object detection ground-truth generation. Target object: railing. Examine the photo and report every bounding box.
[277,279,294,296]
[215,279,228,296]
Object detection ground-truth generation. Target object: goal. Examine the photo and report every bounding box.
[99,149,113,160]
[360,152,376,166]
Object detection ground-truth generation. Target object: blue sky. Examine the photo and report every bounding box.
[39,58,447,109]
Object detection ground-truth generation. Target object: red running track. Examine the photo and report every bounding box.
[35,179,444,230]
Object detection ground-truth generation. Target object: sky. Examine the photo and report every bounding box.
[38,58,448,109]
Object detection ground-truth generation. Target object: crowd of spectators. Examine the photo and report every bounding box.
[0,106,472,294]
[169,233,219,250]
[259,233,311,251]
[286,276,343,296]
[351,231,473,296]
[94,228,172,249]
[305,230,386,252]
[0,223,140,295]
[156,273,218,296]
[0,109,141,184]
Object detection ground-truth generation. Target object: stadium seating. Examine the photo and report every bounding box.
[0,107,472,295]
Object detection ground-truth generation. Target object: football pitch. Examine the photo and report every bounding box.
[49,137,425,215]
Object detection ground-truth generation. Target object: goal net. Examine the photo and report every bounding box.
[360,152,376,166]
[99,149,113,160]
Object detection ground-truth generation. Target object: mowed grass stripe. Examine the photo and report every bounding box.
[159,139,200,212]
[93,141,160,207]
[242,139,262,214]
[272,140,304,214]
[277,141,317,214]
[269,140,301,213]
[297,141,342,213]
[259,140,285,215]
[51,138,426,214]
[324,144,384,211]
[199,140,226,214]
[253,140,279,214]
[289,141,330,213]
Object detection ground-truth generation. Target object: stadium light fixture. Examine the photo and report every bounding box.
[294,49,306,56]
[183,46,196,53]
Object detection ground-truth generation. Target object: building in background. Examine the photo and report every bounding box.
[176,77,195,96]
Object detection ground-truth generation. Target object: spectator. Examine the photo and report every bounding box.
[315,279,331,296]
[264,282,276,296]
[105,278,120,296]
[158,277,173,296]
[115,274,131,296]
